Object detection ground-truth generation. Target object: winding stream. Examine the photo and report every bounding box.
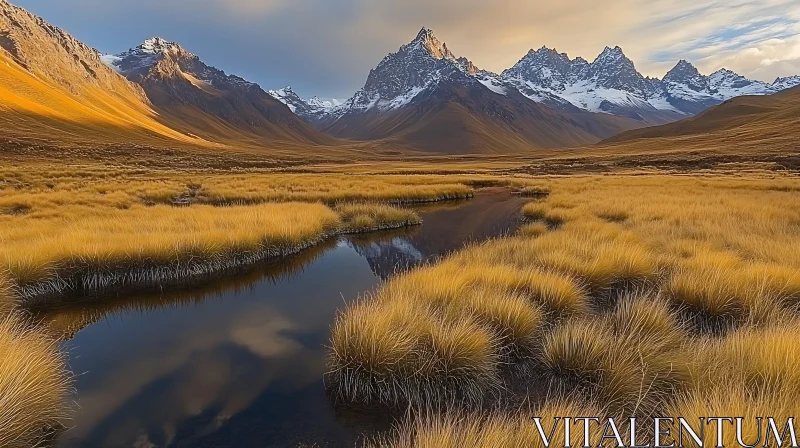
[38,192,529,448]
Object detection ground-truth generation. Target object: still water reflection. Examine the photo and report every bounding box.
[41,192,528,448]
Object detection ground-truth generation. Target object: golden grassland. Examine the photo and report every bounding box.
[3,202,339,300]
[371,400,605,448]
[1,152,799,447]
[328,174,800,446]
[0,275,71,448]
[0,199,422,305]
[0,160,481,304]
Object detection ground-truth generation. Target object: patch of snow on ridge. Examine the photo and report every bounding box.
[99,54,122,72]
[478,77,507,95]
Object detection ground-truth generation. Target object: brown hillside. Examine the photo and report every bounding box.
[124,43,335,146]
[600,87,800,155]
[326,80,643,154]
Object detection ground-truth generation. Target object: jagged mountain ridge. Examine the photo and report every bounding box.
[500,47,799,122]
[106,37,331,144]
[282,33,799,129]
[319,28,644,153]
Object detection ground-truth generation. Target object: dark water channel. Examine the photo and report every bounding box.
[41,192,529,448]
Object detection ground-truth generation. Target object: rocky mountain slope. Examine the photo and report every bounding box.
[318,28,643,153]
[500,47,799,123]
[0,0,197,146]
[106,38,331,144]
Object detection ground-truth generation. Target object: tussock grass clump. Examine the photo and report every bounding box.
[454,263,589,318]
[518,222,549,238]
[542,296,690,416]
[692,322,800,395]
[336,203,421,233]
[664,252,798,329]
[596,208,628,223]
[521,203,574,227]
[0,317,71,448]
[516,185,551,198]
[461,221,658,292]
[521,203,548,221]
[370,400,604,448]
[667,322,800,447]
[329,260,556,406]
[667,386,800,448]
[328,297,502,406]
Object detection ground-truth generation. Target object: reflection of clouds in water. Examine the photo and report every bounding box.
[229,313,302,358]
[133,434,157,448]
[65,305,307,445]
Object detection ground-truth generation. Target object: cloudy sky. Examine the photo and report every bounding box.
[15,0,800,100]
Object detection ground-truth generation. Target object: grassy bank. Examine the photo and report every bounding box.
[329,174,800,443]
[1,201,420,306]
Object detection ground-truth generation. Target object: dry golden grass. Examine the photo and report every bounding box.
[0,165,473,211]
[329,173,800,437]
[0,315,71,448]
[0,198,425,304]
[666,322,800,447]
[0,161,471,303]
[328,296,503,405]
[336,203,421,233]
[370,400,605,448]
[542,295,691,416]
[2,202,341,299]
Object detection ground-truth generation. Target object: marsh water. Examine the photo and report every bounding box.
[39,192,528,448]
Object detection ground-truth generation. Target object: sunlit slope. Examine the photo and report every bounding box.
[598,86,800,155]
[0,0,339,153]
[0,52,204,145]
[0,0,208,147]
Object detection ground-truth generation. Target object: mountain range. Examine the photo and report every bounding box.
[2,0,799,155]
[278,29,799,131]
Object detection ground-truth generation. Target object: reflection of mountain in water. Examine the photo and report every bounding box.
[348,236,425,280]
[348,192,530,280]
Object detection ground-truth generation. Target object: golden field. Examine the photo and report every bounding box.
[0,169,440,305]
[327,174,800,446]
[1,152,799,447]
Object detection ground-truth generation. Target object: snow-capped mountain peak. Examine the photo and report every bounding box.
[708,68,771,94]
[664,60,700,81]
[597,45,625,59]
[663,60,708,93]
[338,27,483,113]
[103,37,191,77]
[409,27,455,60]
[773,76,800,91]
[584,45,649,94]
[138,37,182,55]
